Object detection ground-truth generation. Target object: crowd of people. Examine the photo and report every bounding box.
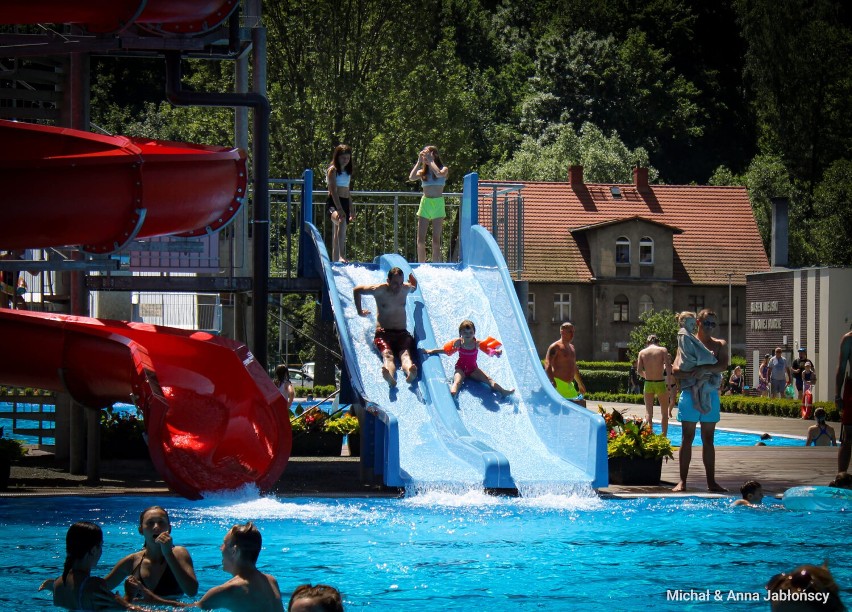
[41,508,344,611]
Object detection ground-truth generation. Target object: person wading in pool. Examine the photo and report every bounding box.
[636,334,674,437]
[128,522,284,612]
[353,266,418,386]
[104,506,198,602]
[671,308,728,493]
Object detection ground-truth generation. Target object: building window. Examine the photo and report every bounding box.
[613,294,629,322]
[528,293,536,322]
[615,237,630,265]
[722,295,739,325]
[553,293,571,322]
[687,295,705,313]
[639,294,654,315]
[639,237,654,264]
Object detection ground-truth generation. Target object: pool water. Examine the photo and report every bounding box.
[656,422,803,447]
[3,490,849,611]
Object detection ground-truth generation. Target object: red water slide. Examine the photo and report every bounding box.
[0,0,238,35]
[0,310,291,499]
[0,120,246,254]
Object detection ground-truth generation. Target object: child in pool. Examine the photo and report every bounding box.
[676,310,721,414]
[731,480,764,507]
[40,521,151,611]
[104,506,198,602]
[424,319,514,397]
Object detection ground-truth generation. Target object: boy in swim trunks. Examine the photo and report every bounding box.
[354,267,419,386]
[424,319,513,396]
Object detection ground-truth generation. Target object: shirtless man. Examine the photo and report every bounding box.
[353,267,418,386]
[835,330,852,472]
[671,308,728,493]
[544,322,586,400]
[636,334,674,436]
[129,522,284,612]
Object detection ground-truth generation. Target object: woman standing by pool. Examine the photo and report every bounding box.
[409,145,449,263]
[104,506,198,602]
[325,144,354,263]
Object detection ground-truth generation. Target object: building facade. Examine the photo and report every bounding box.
[479,166,770,363]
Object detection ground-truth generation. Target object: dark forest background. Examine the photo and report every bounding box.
[89,0,852,269]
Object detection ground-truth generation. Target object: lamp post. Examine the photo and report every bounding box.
[726,272,733,357]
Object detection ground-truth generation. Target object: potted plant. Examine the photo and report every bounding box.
[323,413,360,457]
[0,427,27,489]
[599,406,674,485]
[290,407,343,456]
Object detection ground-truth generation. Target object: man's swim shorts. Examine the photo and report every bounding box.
[643,380,667,395]
[677,387,721,423]
[374,328,416,360]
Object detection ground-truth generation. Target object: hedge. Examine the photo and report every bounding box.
[584,392,839,421]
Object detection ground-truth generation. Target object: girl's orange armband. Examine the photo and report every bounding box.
[479,336,502,355]
[443,340,458,355]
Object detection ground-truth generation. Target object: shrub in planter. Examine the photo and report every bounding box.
[0,428,27,489]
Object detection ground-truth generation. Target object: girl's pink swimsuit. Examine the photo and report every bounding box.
[443,337,501,375]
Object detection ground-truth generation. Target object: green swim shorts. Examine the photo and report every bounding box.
[644,380,667,395]
[417,196,446,220]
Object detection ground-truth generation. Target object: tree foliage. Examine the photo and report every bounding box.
[627,309,679,364]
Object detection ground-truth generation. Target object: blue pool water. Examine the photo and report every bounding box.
[2,491,849,611]
[656,422,803,447]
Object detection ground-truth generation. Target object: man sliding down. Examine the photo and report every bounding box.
[354,267,418,387]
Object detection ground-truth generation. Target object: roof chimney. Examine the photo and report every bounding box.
[770,196,789,268]
[568,165,584,185]
[633,167,649,191]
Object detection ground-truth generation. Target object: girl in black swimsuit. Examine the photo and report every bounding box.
[103,506,198,602]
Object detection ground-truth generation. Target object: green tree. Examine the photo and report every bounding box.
[627,309,679,364]
[486,122,657,184]
[812,159,852,265]
[735,0,852,193]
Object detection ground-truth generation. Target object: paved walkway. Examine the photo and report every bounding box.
[2,403,843,499]
[595,401,842,498]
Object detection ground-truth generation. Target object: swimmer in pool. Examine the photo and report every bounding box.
[40,521,151,611]
[731,480,764,507]
[423,319,514,397]
[104,506,198,602]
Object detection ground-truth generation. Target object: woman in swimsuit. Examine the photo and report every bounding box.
[326,144,354,263]
[806,407,837,447]
[409,145,449,263]
[104,506,198,603]
[41,521,148,611]
[424,319,513,397]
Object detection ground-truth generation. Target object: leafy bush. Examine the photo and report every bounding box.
[599,406,673,461]
[577,361,632,372]
[0,428,27,462]
[323,414,359,435]
[580,369,628,393]
[99,408,148,459]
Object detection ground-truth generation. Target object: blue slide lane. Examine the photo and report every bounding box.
[303,173,607,491]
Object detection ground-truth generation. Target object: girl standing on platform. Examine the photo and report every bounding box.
[326,144,354,263]
[409,145,449,263]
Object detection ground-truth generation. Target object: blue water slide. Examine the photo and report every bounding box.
[301,171,607,490]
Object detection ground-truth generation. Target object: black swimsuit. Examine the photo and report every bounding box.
[132,551,183,596]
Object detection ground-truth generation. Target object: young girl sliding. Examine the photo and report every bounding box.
[424,319,514,397]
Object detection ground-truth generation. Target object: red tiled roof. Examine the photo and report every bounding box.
[478,179,770,285]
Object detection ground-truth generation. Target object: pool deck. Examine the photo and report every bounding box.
[2,402,842,500]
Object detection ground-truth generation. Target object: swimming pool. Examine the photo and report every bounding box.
[656,423,803,447]
[3,490,849,610]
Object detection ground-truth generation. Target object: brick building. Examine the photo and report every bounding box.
[478,166,770,362]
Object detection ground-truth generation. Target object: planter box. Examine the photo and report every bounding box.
[291,432,344,457]
[608,456,663,486]
[347,433,360,458]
